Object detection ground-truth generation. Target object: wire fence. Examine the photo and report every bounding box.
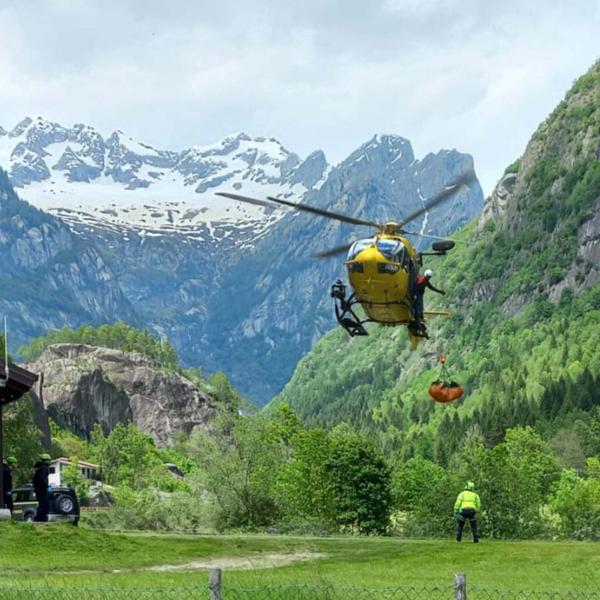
[1,575,600,600]
[220,584,600,600]
[222,583,451,599]
[0,588,208,600]
[468,588,600,600]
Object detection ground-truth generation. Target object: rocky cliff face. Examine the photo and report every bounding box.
[0,169,136,343]
[25,344,216,445]
[478,171,517,230]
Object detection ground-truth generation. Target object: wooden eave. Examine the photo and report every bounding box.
[0,358,38,406]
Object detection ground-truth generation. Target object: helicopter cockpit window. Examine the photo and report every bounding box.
[376,239,400,260]
[347,239,374,261]
[376,239,412,269]
[376,239,401,260]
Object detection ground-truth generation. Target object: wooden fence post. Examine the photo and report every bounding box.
[210,567,222,600]
[454,573,467,600]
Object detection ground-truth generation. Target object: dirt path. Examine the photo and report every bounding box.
[147,551,324,572]
[23,551,326,575]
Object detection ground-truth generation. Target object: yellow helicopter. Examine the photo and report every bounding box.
[216,171,473,348]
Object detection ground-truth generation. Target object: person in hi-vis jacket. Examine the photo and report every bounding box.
[454,481,480,542]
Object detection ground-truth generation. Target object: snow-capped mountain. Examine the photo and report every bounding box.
[0,117,327,240]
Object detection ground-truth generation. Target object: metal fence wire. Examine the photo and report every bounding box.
[468,588,600,600]
[221,585,600,600]
[0,581,599,600]
[222,584,452,600]
[0,587,209,600]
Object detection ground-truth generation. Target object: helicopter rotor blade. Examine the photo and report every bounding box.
[314,243,354,259]
[215,192,279,209]
[266,196,379,228]
[398,171,476,229]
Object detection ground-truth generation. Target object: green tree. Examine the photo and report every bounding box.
[208,371,242,411]
[325,424,392,534]
[90,423,159,488]
[551,461,600,540]
[62,457,91,503]
[187,414,286,530]
[393,456,459,537]
[3,396,44,486]
[19,322,179,371]
[276,428,336,529]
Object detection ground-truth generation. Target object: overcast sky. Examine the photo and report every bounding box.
[1,0,599,195]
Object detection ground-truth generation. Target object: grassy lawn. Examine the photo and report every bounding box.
[0,522,599,593]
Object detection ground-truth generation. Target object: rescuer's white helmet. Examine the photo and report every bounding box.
[424,269,433,278]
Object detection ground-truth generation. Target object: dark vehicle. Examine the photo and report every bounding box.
[11,484,80,525]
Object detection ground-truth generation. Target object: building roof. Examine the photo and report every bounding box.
[0,358,38,406]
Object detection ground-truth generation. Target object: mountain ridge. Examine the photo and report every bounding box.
[0,116,324,239]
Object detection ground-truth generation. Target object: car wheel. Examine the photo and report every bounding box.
[55,494,75,515]
[24,513,34,522]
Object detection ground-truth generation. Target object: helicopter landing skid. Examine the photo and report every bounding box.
[330,280,369,337]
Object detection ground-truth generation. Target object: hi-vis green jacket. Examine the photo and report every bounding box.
[454,490,481,512]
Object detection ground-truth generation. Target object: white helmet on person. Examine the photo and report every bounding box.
[424,269,433,278]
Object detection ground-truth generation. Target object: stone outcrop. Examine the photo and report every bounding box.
[478,171,517,230]
[25,344,216,445]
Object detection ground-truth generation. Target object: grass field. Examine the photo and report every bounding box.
[0,522,599,594]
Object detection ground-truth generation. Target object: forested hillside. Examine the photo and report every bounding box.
[273,60,600,469]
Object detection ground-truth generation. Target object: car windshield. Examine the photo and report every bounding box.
[347,238,374,260]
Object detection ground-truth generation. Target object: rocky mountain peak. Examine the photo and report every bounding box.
[8,117,33,137]
[343,134,415,171]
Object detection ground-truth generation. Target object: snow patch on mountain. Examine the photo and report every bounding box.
[0,117,327,240]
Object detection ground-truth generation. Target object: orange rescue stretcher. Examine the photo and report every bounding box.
[428,354,464,404]
[428,380,464,403]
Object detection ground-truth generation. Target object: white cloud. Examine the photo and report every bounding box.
[0,0,599,194]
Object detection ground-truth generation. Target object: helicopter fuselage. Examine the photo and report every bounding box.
[345,233,420,325]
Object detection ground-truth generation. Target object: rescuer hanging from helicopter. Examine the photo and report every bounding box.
[413,269,445,333]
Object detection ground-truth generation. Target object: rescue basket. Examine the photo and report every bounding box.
[428,354,464,403]
[428,380,464,403]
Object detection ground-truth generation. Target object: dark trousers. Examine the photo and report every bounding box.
[414,294,424,322]
[456,508,479,542]
[3,493,13,512]
[34,491,49,522]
